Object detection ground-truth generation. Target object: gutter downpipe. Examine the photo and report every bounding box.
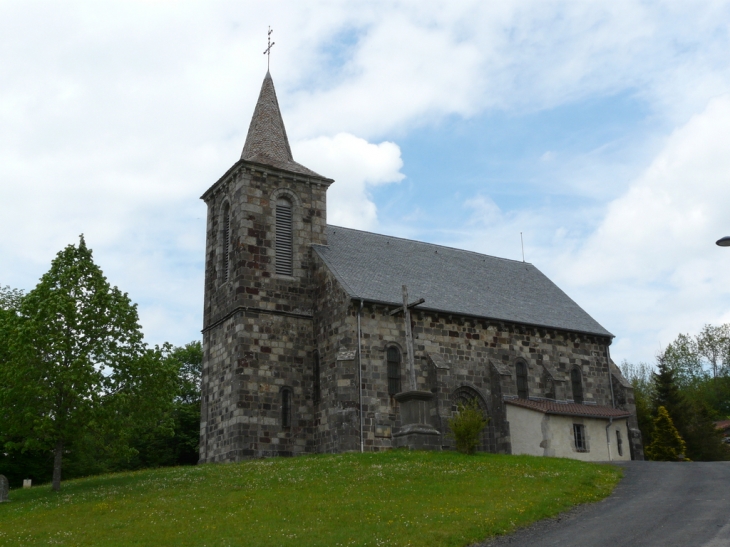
[358,299,364,453]
[606,343,616,409]
[605,417,614,462]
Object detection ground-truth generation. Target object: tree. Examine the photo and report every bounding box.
[646,406,687,461]
[696,324,730,379]
[652,354,691,434]
[122,341,202,469]
[0,236,177,491]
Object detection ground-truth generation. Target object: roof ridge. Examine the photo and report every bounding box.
[326,224,533,266]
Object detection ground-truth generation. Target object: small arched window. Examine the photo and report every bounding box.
[281,387,292,428]
[616,429,623,456]
[313,350,320,404]
[516,361,528,399]
[275,197,293,276]
[571,367,584,404]
[387,346,401,395]
[221,202,231,283]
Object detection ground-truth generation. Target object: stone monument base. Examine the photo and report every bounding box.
[392,390,441,450]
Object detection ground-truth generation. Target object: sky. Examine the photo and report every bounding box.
[2,0,730,366]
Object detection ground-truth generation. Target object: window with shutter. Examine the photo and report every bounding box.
[275,198,293,276]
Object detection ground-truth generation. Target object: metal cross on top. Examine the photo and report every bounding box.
[263,26,275,70]
[389,285,425,392]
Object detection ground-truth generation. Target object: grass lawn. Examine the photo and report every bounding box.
[0,451,621,546]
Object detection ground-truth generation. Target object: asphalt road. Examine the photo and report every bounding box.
[479,461,730,547]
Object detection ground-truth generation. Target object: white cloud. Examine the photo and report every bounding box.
[293,133,404,230]
[551,95,730,362]
[2,0,730,359]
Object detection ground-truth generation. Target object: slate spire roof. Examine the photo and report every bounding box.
[241,71,323,178]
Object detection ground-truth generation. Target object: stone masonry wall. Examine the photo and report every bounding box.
[353,301,616,454]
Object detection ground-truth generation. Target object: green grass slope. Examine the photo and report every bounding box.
[0,451,621,547]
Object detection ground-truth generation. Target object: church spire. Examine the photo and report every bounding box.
[240,71,322,178]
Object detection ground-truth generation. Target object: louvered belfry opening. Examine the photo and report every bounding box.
[275,198,293,276]
[222,202,231,283]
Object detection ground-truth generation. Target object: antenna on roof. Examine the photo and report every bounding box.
[264,26,275,70]
[520,232,525,262]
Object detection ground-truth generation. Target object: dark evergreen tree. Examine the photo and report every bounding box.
[653,354,691,434]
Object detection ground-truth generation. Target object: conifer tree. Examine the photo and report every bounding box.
[646,406,687,461]
[653,355,690,434]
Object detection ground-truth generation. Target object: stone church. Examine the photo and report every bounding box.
[198,71,644,463]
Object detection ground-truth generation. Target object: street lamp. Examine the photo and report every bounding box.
[717,236,730,247]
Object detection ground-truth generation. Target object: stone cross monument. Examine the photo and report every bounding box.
[391,285,441,450]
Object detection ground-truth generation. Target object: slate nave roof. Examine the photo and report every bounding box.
[313,226,613,338]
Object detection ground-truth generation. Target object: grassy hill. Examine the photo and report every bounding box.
[0,451,621,546]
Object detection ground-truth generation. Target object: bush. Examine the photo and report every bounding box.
[448,399,489,454]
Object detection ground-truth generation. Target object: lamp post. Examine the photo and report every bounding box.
[716,237,730,247]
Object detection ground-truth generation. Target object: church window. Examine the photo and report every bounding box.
[281,387,292,428]
[616,429,623,456]
[275,197,293,276]
[222,202,231,283]
[571,367,584,404]
[387,346,401,395]
[313,351,320,404]
[516,361,528,399]
[573,424,587,451]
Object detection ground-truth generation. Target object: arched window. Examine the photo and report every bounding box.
[387,346,401,395]
[571,367,584,404]
[275,197,293,276]
[616,429,623,456]
[313,350,320,404]
[516,361,528,399]
[281,387,292,428]
[221,202,231,284]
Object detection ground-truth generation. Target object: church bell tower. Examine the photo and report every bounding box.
[199,71,333,461]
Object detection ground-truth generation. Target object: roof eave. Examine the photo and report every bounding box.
[201,159,334,202]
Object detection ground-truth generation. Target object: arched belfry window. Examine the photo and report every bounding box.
[281,387,293,428]
[387,346,401,395]
[516,361,528,399]
[221,202,231,284]
[275,197,293,276]
[571,367,584,404]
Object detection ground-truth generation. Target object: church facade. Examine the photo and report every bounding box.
[198,71,644,463]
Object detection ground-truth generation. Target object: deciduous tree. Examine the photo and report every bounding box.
[0,237,177,491]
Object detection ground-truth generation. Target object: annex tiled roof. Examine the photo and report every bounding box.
[313,226,613,337]
[241,71,324,178]
[505,398,631,419]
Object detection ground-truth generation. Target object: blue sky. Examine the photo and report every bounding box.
[2,1,730,366]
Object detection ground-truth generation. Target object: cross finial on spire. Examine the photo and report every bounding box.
[263,26,275,70]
